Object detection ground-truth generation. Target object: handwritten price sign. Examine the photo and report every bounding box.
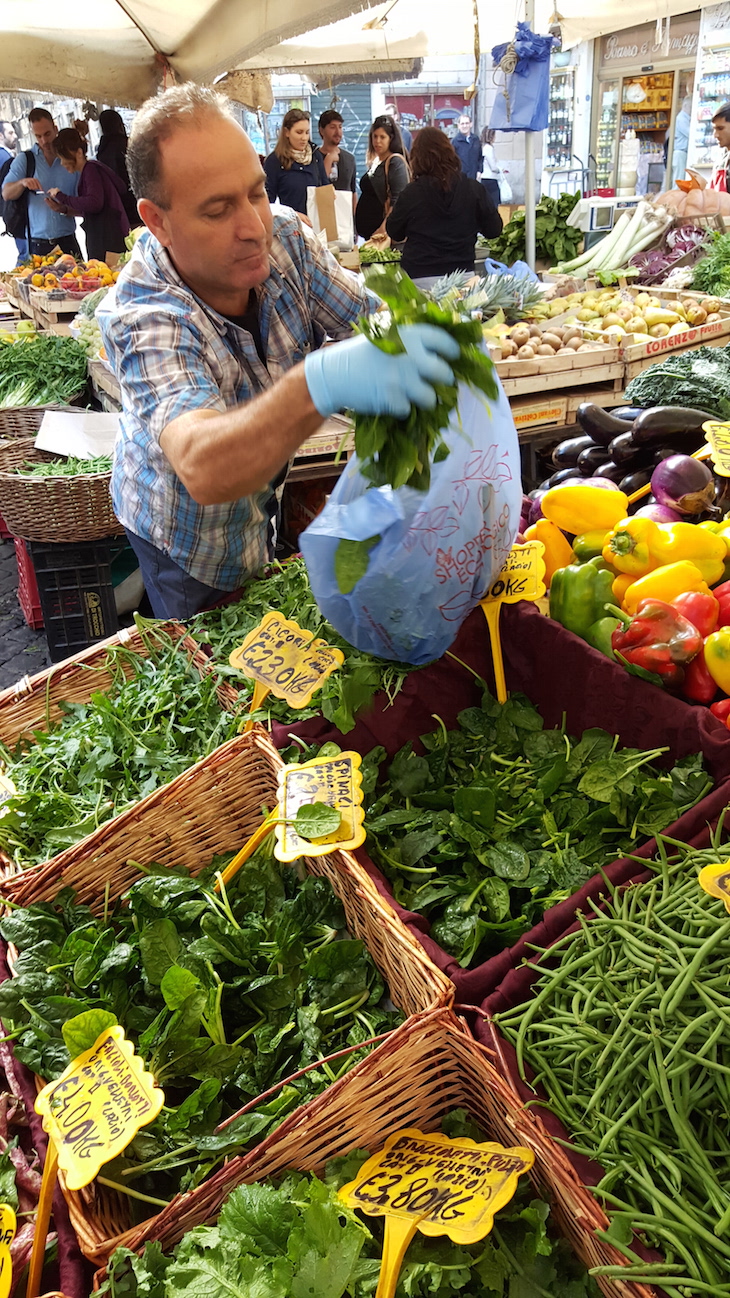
[230,612,344,730]
[0,1205,15,1298]
[480,541,546,703]
[275,752,365,861]
[35,1025,164,1191]
[340,1128,533,1297]
[703,421,730,478]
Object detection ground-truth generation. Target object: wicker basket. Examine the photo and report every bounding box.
[3,725,452,1261]
[0,406,83,443]
[88,1007,652,1298]
[0,439,122,542]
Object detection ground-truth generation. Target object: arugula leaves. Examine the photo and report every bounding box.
[0,841,401,1214]
[363,695,710,967]
[191,556,417,734]
[101,1110,600,1298]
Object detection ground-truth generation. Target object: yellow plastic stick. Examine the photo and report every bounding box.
[375,1217,419,1298]
[26,1139,58,1298]
[481,600,507,703]
[213,810,278,892]
[242,679,270,734]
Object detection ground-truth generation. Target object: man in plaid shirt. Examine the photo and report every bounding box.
[98,83,458,620]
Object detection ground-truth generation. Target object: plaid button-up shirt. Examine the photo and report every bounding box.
[98,214,377,589]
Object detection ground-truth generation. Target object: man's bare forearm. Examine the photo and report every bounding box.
[2,180,25,201]
[159,365,324,505]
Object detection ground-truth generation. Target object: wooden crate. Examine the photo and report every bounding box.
[87,358,121,409]
[619,286,730,365]
[499,361,624,398]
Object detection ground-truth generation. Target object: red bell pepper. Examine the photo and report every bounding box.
[710,699,730,723]
[713,581,730,629]
[672,590,719,638]
[682,651,718,704]
[611,599,702,686]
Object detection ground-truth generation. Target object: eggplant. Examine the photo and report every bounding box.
[652,443,703,465]
[578,444,611,476]
[629,406,718,446]
[608,430,651,466]
[620,468,653,496]
[610,406,645,422]
[593,460,626,484]
[548,467,582,487]
[576,403,635,447]
[551,434,596,469]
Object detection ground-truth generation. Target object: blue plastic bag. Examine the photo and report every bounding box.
[490,22,557,132]
[300,377,522,666]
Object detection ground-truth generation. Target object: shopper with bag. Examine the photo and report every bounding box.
[386,128,502,284]
[263,109,327,215]
[355,116,409,241]
[479,128,511,206]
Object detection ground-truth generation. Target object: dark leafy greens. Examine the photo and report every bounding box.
[191,556,418,734]
[624,344,730,418]
[100,1110,599,1298]
[0,333,87,408]
[0,621,240,868]
[362,691,710,966]
[0,839,400,1214]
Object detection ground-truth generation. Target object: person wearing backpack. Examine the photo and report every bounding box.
[0,120,28,262]
[1,108,80,258]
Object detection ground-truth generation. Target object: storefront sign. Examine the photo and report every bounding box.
[600,14,700,69]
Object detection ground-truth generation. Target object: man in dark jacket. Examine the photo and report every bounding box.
[317,110,356,199]
[453,114,481,179]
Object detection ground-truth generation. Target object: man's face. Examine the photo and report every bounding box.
[714,116,730,150]
[142,118,273,309]
[321,119,343,148]
[32,117,57,154]
[1,123,17,150]
[458,116,472,136]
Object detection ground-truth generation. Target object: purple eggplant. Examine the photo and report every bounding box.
[630,406,718,446]
[620,468,653,496]
[633,502,684,522]
[578,445,611,476]
[551,434,598,469]
[576,403,635,447]
[593,461,626,484]
[650,455,716,515]
[609,430,650,466]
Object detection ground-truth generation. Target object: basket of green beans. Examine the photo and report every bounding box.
[485,817,730,1296]
[0,437,122,542]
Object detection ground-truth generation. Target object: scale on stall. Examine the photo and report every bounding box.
[565,194,644,250]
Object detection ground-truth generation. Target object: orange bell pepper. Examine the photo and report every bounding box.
[524,519,573,585]
[612,573,635,604]
[622,561,710,615]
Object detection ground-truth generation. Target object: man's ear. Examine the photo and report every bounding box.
[138,197,171,246]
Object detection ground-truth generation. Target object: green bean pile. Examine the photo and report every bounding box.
[495,828,730,1296]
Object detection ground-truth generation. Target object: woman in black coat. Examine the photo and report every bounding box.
[263,109,327,215]
[355,115,410,240]
[95,109,138,227]
[386,127,502,282]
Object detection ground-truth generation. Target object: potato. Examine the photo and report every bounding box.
[541,332,562,351]
[500,339,517,358]
[567,337,582,350]
[517,344,536,359]
[562,326,580,344]
[556,346,574,354]
[577,343,597,352]
[536,344,555,356]
[528,324,543,339]
[511,324,530,347]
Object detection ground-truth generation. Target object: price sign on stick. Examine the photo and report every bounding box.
[480,542,546,704]
[698,861,730,913]
[339,1128,534,1298]
[276,753,365,862]
[0,1205,15,1298]
[28,1026,165,1298]
[703,421,730,478]
[229,612,344,732]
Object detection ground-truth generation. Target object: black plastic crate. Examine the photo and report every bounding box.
[28,538,131,663]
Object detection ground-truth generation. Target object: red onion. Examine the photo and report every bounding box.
[650,455,716,516]
[633,502,684,523]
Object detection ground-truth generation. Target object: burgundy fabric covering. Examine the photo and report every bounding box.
[0,942,90,1298]
[271,603,730,996]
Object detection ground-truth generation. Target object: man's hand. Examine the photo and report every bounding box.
[24,178,42,192]
[303,324,460,419]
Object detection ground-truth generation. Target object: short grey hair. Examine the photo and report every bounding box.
[128,82,238,208]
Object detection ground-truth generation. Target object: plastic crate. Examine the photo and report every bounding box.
[13,538,43,629]
[28,537,132,662]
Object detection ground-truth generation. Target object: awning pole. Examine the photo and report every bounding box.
[523,0,536,269]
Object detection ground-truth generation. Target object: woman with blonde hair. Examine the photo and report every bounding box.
[263,109,327,214]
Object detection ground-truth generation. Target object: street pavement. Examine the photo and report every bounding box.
[0,538,50,690]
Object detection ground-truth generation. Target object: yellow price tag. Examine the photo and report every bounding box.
[35,1025,165,1192]
[229,611,344,731]
[703,421,730,478]
[0,774,16,812]
[0,1204,15,1298]
[275,753,366,862]
[698,861,730,914]
[479,542,546,704]
[339,1128,534,1298]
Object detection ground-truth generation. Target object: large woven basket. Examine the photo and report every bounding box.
[0,406,83,443]
[0,438,122,542]
[89,1007,652,1297]
[3,725,452,1262]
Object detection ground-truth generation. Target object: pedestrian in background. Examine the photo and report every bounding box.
[96,109,138,226]
[355,114,409,241]
[478,128,502,208]
[453,113,481,179]
[384,105,413,151]
[317,110,356,199]
[1,108,80,258]
[263,109,327,215]
[46,127,129,259]
[0,119,28,262]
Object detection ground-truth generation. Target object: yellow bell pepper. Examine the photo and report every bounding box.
[622,561,710,615]
[612,573,635,604]
[605,517,726,584]
[524,519,573,585]
[704,630,730,694]
[541,485,629,537]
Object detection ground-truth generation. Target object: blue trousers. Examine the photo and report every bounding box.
[125,529,233,621]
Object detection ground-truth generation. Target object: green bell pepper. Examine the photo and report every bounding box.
[571,529,610,564]
[549,556,615,642]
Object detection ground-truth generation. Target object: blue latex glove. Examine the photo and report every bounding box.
[304,324,460,419]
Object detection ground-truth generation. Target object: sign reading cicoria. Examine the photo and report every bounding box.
[339,1128,534,1244]
[35,1026,164,1191]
